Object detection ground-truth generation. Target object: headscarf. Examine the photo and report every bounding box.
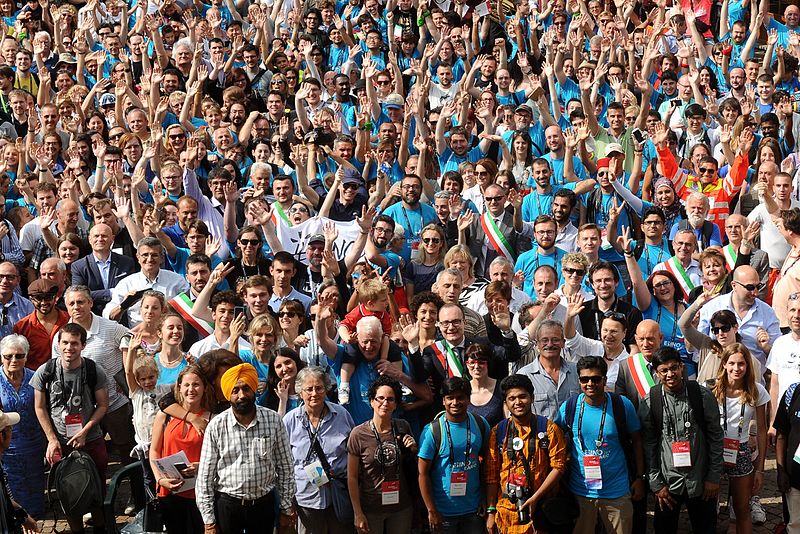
[220,363,259,400]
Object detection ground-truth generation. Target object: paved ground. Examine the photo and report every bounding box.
[37,456,786,533]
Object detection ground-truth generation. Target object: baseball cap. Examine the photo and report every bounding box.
[0,411,20,432]
[307,234,326,245]
[515,104,532,114]
[596,157,611,170]
[342,168,362,184]
[99,93,116,107]
[604,143,625,156]
[384,93,404,110]
[55,53,77,71]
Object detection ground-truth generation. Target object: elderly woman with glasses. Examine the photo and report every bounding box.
[284,366,354,534]
[0,335,46,518]
[347,375,417,534]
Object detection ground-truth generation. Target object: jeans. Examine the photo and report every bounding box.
[440,512,485,534]
[653,491,716,534]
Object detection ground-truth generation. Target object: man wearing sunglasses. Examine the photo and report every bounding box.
[555,356,645,534]
[698,265,780,372]
[13,279,68,370]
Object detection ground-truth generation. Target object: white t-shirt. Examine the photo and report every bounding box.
[767,333,800,401]
[749,200,799,268]
[718,382,769,443]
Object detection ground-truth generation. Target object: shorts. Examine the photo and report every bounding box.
[724,441,754,478]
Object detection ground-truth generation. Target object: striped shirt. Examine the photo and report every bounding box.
[196,406,296,524]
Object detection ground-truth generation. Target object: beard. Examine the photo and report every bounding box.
[231,396,256,415]
[687,213,705,227]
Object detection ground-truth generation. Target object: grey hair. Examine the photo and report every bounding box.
[356,316,382,336]
[436,268,463,284]
[675,228,698,243]
[171,39,192,61]
[687,191,710,209]
[434,190,453,200]
[250,162,273,178]
[0,334,28,356]
[536,319,564,339]
[489,256,514,272]
[295,366,333,393]
[64,285,93,301]
[137,236,163,251]
[41,257,67,272]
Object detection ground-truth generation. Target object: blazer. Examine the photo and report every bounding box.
[615,353,688,410]
[466,210,531,278]
[71,252,138,314]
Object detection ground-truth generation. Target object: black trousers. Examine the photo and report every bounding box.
[653,491,716,534]
[161,493,203,534]
[214,491,276,534]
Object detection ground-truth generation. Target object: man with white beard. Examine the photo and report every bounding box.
[668,192,722,252]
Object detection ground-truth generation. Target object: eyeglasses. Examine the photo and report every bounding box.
[289,207,308,214]
[279,311,298,318]
[401,184,421,190]
[578,375,603,384]
[271,79,285,85]
[734,281,764,292]
[466,359,487,366]
[711,324,733,334]
[240,238,261,246]
[563,267,585,276]
[422,237,441,244]
[698,167,716,175]
[438,319,463,328]
[535,230,555,236]
[642,219,663,226]
[373,395,396,404]
[657,364,682,375]
[1,354,25,360]
[302,386,326,394]
[653,280,672,290]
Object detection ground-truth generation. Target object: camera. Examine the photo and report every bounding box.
[511,484,531,524]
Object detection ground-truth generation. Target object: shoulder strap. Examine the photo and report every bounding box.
[42,359,56,406]
[633,240,646,261]
[611,393,636,481]
[650,383,664,442]
[496,418,510,455]
[678,219,689,231]
[686,381,708,438]
[701,222,714,247]
[85,359,97,406]
[535,415,549,450]
[430,411,446,457]
[472,413,489,456]
[564,394,579,430]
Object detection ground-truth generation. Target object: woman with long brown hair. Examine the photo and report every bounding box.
[710,344,768,534]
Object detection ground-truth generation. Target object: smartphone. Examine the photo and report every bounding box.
[173,462,188,474]
[632,128,647,144]
[670,100,679,108]
[234,306,247,317]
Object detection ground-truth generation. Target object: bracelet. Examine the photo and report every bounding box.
[623,250,633,257]
[359,230,369,235]
[96,164,106,169]
[486,507,497,513]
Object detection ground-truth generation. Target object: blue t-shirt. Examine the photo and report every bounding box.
[239,350,270,406]
[640,299,691,375]
[382,202,438,263]
[514,247,567,297]
[668,221,722,247]
[155,355,188,386]
[555,393,641,499]
[521,183,578,222]
[438,146,487,174]
[418,414,486,516]
[629,240,672,280]
[541,154,588,187]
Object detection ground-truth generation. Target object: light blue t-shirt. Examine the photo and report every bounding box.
[520,183,579,222]
[382,202,438,263]
[629,240,672,280]
[555,393,640,499]
[239,350,270,406]
[418,414,486,516]
[514,246,567,297]
[155,355,188,386]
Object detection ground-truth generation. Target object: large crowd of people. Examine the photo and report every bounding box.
[0,0,799,532]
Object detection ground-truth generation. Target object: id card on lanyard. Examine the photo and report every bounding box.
[578,396,607,490]
[722,401,746,466]
[371,422,401,505]
[445,416,471,498]
[665,394,692,468]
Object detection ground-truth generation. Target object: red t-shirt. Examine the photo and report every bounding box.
[340,304,393,337]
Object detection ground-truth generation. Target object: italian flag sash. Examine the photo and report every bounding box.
[430,340,465,378]
[722,244,738,272]
[273,203,292,226]
[627,353,656,398]
[480,213,515,261]
[168,293,214,337]
[663,256,695,300]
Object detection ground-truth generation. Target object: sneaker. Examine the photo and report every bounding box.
[751,495,766,525]
[124,503,137,516]
[338,385,350,404]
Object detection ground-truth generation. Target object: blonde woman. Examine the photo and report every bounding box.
[711,343,767,534]
[444,244,487,310]
[405,224,447,299]
[237,313,281,406]
[555,252,593,307]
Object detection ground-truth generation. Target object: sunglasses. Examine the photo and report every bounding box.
[1,353,25,360]
[603,311,626,321]
[240,238,261,246]
[711,324,733,334]
[466,359,487,366]
[698,167,716,175]
[376,80,391,85]
[278,311,298,318]
[563,267,585,276]
[169,134,186,140]
[485,195,504,203]
[342,183,359,190]
[734,281,764,292]
[422,237,441,244]
[579,375,603,384]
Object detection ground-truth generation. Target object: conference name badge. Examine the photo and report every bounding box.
[723,438,739,466]
[450,471,467,496]
[65,413,83,439]
[671,441,691,468]
[381,480,400,505]
[304,460,329,488]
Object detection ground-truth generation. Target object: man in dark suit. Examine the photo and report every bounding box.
[407,303,520,421]
[71,223,137,315]
[460,183,531,278]
[615,319,665,411]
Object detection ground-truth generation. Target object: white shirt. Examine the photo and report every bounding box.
[564,331,628,390]
[767,333,800,402]
[102,269,189,327]
[188,334,251,360]
[556,222,579,253]
[749,200,799,268]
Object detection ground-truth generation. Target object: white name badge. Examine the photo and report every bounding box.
[450,471,467,497]
[723,438,740,466]
[583,455,602,490]
[672,441,692,468]
[65,413,83,439]
[304,460,329,488]
[381,480,400,505]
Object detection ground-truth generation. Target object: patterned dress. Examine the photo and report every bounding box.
[0,368,46,518]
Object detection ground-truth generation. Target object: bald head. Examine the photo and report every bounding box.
[732,265,760,306]
[733,265,758,284]
[635,320,663,359]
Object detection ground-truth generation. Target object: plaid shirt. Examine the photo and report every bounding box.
[196,406,296,524]
[29,227,88,271]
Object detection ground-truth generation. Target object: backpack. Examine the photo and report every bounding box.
[47,450,103,520]
[633,240,674,263]
[648,381,709,441]
[564,393,636,482]
[495,414,551,461]
[429,411,490,458]
[40,358,98,408]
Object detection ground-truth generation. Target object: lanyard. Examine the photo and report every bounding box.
[304,408,326,462]
[593,299,619,335]
[722,398,747,439]
[577,395,608,453]
[644,245,666,279]
[370,421,399,477]
[664,391,691,440]
[444,416,471,468]
[655,302,679,344]
[401,206,422,240]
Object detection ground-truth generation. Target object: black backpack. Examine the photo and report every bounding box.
[40,358,98,407]
[648,381,709,441]
[47,450,103,520]
[678,219,715,250]
[563,393,636,482]
[428,411,490,458]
